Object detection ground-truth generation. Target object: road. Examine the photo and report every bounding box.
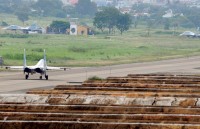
[1,56,200,93]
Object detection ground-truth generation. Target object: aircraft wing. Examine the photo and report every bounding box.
[47,66,68,71]
[5,66,68,71]
[5,66,37,70]
[5,66,24,70]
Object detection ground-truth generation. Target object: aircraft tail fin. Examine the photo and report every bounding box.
[44,49,47,71]
[23,49,27,69]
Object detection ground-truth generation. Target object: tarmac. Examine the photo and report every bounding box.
[1,56,200,94]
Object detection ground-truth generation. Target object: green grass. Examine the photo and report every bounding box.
[0,32,200,67]
[0,13,200,67]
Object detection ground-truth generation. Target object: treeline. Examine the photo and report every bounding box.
[131,3,200,29]
[1,0,200,34]
[93,7,132,35]
[0,0,97,18]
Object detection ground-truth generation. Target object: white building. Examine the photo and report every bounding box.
[70,24,78,35]
[162,9,174,18]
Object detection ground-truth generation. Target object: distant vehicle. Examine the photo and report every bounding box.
[179,31,196,37]
[196,34,200,38]
[5,49,67,80]
[22,23,44,34]
[3,25,23,30]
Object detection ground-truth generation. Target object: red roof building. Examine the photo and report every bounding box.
[69,0,78,4]
[62,0,78,5]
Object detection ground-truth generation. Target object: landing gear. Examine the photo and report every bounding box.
[25,74,29,80]
[40,76,42,80]
[45,75,48,80]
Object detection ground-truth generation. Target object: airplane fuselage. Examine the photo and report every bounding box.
[5,49,65,80]
[24,67,45,75]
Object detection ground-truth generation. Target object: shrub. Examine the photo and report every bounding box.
[32,48,43,52]
[88,76,104,81]
[0,34,29,38]
[68,46,88,53]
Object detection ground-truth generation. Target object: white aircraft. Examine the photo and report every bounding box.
[6,49,67,80]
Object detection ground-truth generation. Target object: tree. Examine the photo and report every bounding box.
[15,11,29,25]
[94,7,120,34]
[133,16,139,28]
[164,19,170,30]
[49,21,70,34]
[187,13,200,28]
[32,0,65,17]
[103,7,120,34]
[146,19,155,36]
[0,21,8,26]
[168,4,200,28]
[63,5,76,16]
[93,11,107,32]
[75,0,97,16]
[13,3,31,25]
[0,0,22,13]
[94,7,132,34]
[116,13,132,35]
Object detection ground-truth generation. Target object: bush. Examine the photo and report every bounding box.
[0,34,29,38]
[3,53,42,61]
[31,48,43,52]
[68,46,88,53]
[3,54,23,60]
[88,76,104,81]
[0,21,8,26]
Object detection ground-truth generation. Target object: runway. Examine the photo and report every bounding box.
[1,56,200,93]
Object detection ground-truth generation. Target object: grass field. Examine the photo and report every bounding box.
[0,14,200,67]
[0,31,200,67]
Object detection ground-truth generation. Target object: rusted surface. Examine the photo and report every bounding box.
[2,122,200,129]
[1,74,200,128]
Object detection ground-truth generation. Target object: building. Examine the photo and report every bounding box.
[69,23,92,36]
[78,25,93,36]
[62,0,78,5]
[162,9,174,18]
